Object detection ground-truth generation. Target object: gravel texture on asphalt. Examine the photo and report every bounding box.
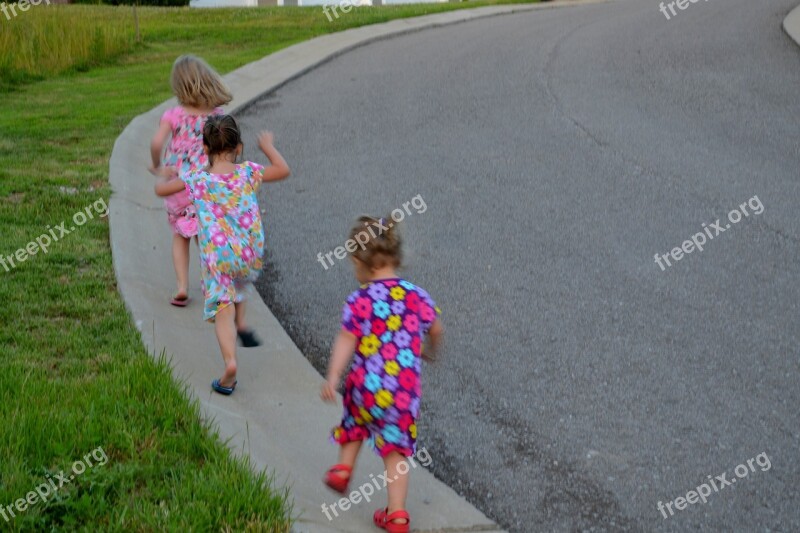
[236,1,800,530]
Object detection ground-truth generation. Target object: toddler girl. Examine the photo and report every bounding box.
[320,216,443,533]
[150,54,231,307]
[154,115,290,395]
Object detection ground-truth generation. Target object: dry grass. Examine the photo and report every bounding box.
[0,5,135,84]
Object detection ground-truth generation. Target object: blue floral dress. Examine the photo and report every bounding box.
[180,162,264,321]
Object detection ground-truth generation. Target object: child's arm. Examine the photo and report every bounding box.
[254,131,291,183]
[149,121,172,173]
[320,330,357,403]
[154,175,186,197]
[422,318,443,362]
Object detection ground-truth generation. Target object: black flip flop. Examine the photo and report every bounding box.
[237,329,261,348]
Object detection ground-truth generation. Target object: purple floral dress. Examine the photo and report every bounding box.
[332,278,440,457]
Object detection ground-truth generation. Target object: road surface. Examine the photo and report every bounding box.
[237,1,800,530]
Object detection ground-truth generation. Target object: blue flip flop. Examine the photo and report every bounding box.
[211,379,237,395]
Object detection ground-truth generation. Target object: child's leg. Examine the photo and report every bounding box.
[214,304,237,387]
[383,451,410,517]
[335,440,363,477]
[234,300,248,333]
[172,234,190,296]
[232,289,261,347]
[323,439,362,493]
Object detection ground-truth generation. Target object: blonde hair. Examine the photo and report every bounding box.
[349,215,403,270]
[170,55,232,109]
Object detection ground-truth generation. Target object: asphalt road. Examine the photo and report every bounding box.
[237,1,800,530]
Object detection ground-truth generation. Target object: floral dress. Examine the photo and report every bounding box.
[332,279,440,457]
[160,106,223,236]
[180,162,265,321]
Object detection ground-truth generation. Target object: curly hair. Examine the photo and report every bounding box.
[349,215,402,269]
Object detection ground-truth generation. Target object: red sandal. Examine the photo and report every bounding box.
[323,464,352,494]
[170,293,190,307]
[373,508,410,533]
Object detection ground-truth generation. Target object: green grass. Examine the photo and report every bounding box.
[1,0,540,88]
[0,1,537,530]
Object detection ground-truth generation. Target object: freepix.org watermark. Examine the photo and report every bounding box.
[0,197,108,274]
[658,0,709,21]
[1,446,109,523]
[321,447,432,521]
[1,0,51,22]
[322,0,368,22]
[654,195,763,271]
[316,194,427,271]
[657,451,771,519]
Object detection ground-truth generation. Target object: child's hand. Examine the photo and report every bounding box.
[257,131,275,152]
[320,380,338,403]
[254,131,290,182]
[149,165,176,179]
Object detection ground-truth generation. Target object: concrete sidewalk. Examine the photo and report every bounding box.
[784,2,800,46]
[108,1,605,531]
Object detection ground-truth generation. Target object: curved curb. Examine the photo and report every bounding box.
[108,1,607,531]
[784,3,800,46]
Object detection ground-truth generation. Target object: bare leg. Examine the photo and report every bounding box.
[330,440,363,483]
[234,300,247,332]
[233,297,261,347]
[383,451,410,521]
[172,234,190,297]
[214,304,237,387]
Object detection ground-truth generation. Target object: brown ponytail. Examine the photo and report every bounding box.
[203,114,242,166]
[349,215,402,269]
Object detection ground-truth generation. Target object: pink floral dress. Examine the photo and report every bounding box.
[180,162,265,321]
[160,106,223,237]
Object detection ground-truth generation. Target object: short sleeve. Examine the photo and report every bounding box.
[341,291,362,337]
[180,169,196,196]
[416,288,440,332]
[244,161,265,189]
[160,107,180,129]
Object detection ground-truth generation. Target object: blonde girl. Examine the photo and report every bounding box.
[149,55,232,307]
